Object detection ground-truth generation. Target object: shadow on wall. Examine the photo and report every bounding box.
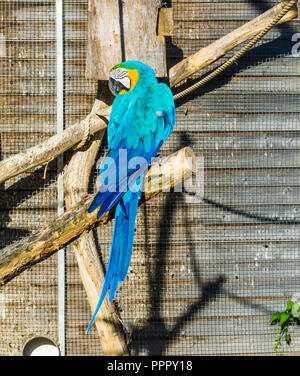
[0,159,58,249]
[128,134,225,356]
[164,0,184,72]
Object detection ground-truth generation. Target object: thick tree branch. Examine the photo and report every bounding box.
[0,146,196,286]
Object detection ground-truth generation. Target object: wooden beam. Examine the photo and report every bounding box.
[0,146,196,286]
[169,0,298,86]
[86,0,167,79]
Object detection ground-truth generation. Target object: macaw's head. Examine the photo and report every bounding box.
[108,61,157,96]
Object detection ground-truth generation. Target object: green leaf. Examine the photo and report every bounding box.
[270,312,281,323]
[292,303,300,319]
[286,300,294,312]
[285,334,291,345]
[279,312,291,326]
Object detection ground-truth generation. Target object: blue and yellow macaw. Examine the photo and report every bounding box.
[86,61,175,333]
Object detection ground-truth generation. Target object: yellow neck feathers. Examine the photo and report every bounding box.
[119,68,139,95]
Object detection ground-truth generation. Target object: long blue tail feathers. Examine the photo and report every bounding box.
[86,182,142,334]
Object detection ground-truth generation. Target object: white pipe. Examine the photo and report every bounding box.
[56,0,65,357]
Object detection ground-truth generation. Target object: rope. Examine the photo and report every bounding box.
[42,157,54,180]
[43,114,93,179]
[73,113,95,150]
[173,0,298,101]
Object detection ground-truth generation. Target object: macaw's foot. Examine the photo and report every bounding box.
[152,154,165,166]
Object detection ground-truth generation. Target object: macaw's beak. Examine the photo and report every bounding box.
[108,76,131,96]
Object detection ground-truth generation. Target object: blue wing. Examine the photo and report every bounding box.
[88,83,175,217]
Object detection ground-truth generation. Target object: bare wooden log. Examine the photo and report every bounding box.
[169,0,298,86]
[0,146,196,286]
[0,1,296,185]
[64,98,129,356]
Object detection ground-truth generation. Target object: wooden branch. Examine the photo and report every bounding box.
[0,101,111,185]
[0,0,296,185]
[0,146,195,286]
[169,0,298,86]
[64,98,129,356]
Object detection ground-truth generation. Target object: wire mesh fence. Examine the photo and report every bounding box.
[0,0,299,355]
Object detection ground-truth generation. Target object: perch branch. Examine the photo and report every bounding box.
[0,0,297,185]
[63,100,129,356]
[169,0,298,86]
[0,146,196,286]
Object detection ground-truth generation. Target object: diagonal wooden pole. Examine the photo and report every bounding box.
[63,96,129,356]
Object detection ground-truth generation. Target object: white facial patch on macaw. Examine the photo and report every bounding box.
[109,67,131,96]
